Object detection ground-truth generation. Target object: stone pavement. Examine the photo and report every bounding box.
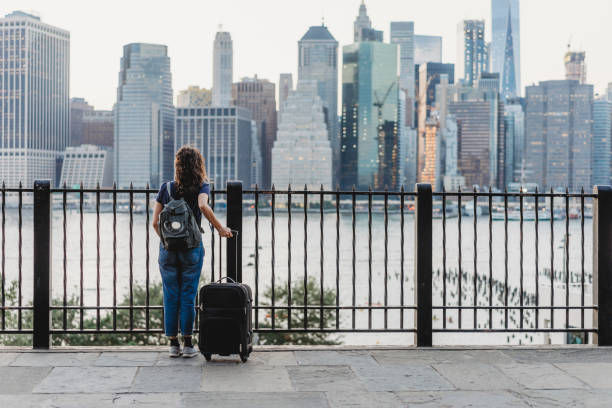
[0,347,612,407]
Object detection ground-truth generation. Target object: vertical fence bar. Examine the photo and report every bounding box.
[112,182,117,330]
[270,185,276,329]
[96,183,101,330]
[581,187,585,329]
[488,186,493,328]
[368,186,372,329]
[535,187,540,329]
[226,181,242,283]
[254,185,259,329]
[129,183,134,330]
[33,180,52,349]
[79,182,84,330]
[1,183,5,331]
[415,183,432,347]
[550,188,554,329]
[303,186,308,329]
[442,187,447,329]
[520,188,524,329]
[565,188,570,330]
[473,187,478,329]
[335,186,340,330]
[351,186,356,329]
[594,185,612,346]
[287,185,292,330]
[62,183,67,331]
[401,186,406,329]
[18,183,22,330]
[384,188,389,329]
[458,187,463,329]
[504,188,508,329]
[145,183,150,331]
[320,185,324,330]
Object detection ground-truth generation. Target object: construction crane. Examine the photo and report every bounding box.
[373,81,397,189]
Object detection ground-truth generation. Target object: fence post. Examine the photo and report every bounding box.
[594,185,612,346]
[33,180,52,349]
[414,183,433,347]
[226,181,243,283]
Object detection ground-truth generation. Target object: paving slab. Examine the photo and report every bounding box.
[0,352,18,365]
[371,349,514,365]
[131,366,203,393]
[94,351,159,366]
[33,366,137,394]
[294,350,378,367]
[520,388,612,407]
[0,393,116,408]
[249,351,297,365]
[114,393,181,407]
[353,364,455,392]
[11,352,99,367]
[555,362,612,389]
[202,364,293,392]
[0,366,51,393]
[326,391,404,407]
[181,391,330,408]
[495,362,588,390]
[433,362,521,391]
[155,353,204,366]
[396,390,528,407]
[502,348,612,364]
[287,365,364,392]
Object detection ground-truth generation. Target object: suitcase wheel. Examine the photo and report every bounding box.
[203,353,212,362]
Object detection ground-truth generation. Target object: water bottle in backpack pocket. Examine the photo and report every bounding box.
[159,181,202,251]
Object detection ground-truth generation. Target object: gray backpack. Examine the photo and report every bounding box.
[159,182,202,251]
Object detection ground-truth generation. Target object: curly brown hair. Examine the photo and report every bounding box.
[174,145,207,196]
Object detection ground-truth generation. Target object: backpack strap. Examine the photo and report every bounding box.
[166,181,174,203]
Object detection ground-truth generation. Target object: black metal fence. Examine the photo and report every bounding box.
[0,180,610,348]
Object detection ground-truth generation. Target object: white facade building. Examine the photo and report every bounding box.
[60,145,113,188]
[212,31,233,106]
[0,11,70,187]
[272,81,332,190]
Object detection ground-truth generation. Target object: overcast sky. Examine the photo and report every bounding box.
[3,0,611,110]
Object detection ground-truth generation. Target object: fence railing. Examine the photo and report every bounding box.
[0,180,610,348]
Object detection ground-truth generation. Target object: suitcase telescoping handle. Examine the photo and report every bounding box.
[217,230,239,283]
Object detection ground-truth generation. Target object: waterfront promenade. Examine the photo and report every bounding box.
[1,346,611,407]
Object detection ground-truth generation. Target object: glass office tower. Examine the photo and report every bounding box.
[592,98,611,186]
[341,42,398,190]
[114,43,174,188]
[457,20,488,87]
[491,0,520,99]
[0,11,70,187]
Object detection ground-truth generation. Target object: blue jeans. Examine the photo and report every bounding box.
[158,243,204,337]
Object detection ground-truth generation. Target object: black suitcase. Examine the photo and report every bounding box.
[198,234,253,363]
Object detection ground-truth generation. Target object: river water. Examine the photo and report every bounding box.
[0,205,593,346]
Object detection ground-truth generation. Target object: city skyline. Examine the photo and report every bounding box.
[2,0,611,111]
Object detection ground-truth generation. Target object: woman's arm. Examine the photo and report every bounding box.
[198,193,233,238]
[152,201,163,237]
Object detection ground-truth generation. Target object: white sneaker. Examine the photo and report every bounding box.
[182,345,198,358]
[169,345,182,358]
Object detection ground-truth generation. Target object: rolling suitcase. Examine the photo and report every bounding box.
[198,233,253,362]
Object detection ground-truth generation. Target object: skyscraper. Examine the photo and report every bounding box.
[457,20,488,87]
[341,41,398,189]
[390,22,415,126]
[70,98,113,147]
[416,62,455,131]
[176,86,212,107]
[525,80,593,191]
[114,43,174,188]
[60,145,113,189]
[353,1,372,42]
[0,11,70,187]
[503,98,525,184]
[278,73,293,112]
[592,98,611,186]
[298,24,339,183]
[491,0,521,100]
[212,31,233,106]
[175,107,257,188]
[564,50,586,84]
[414,35,442,66]
[272,80,332,190]
[232,76,277,188]
[445,80,505,188]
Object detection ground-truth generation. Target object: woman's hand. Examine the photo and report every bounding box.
[218,227,233,238]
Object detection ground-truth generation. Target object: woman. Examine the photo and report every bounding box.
[152,146,232,358]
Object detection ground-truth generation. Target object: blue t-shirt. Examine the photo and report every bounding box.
[156,181,210,226]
